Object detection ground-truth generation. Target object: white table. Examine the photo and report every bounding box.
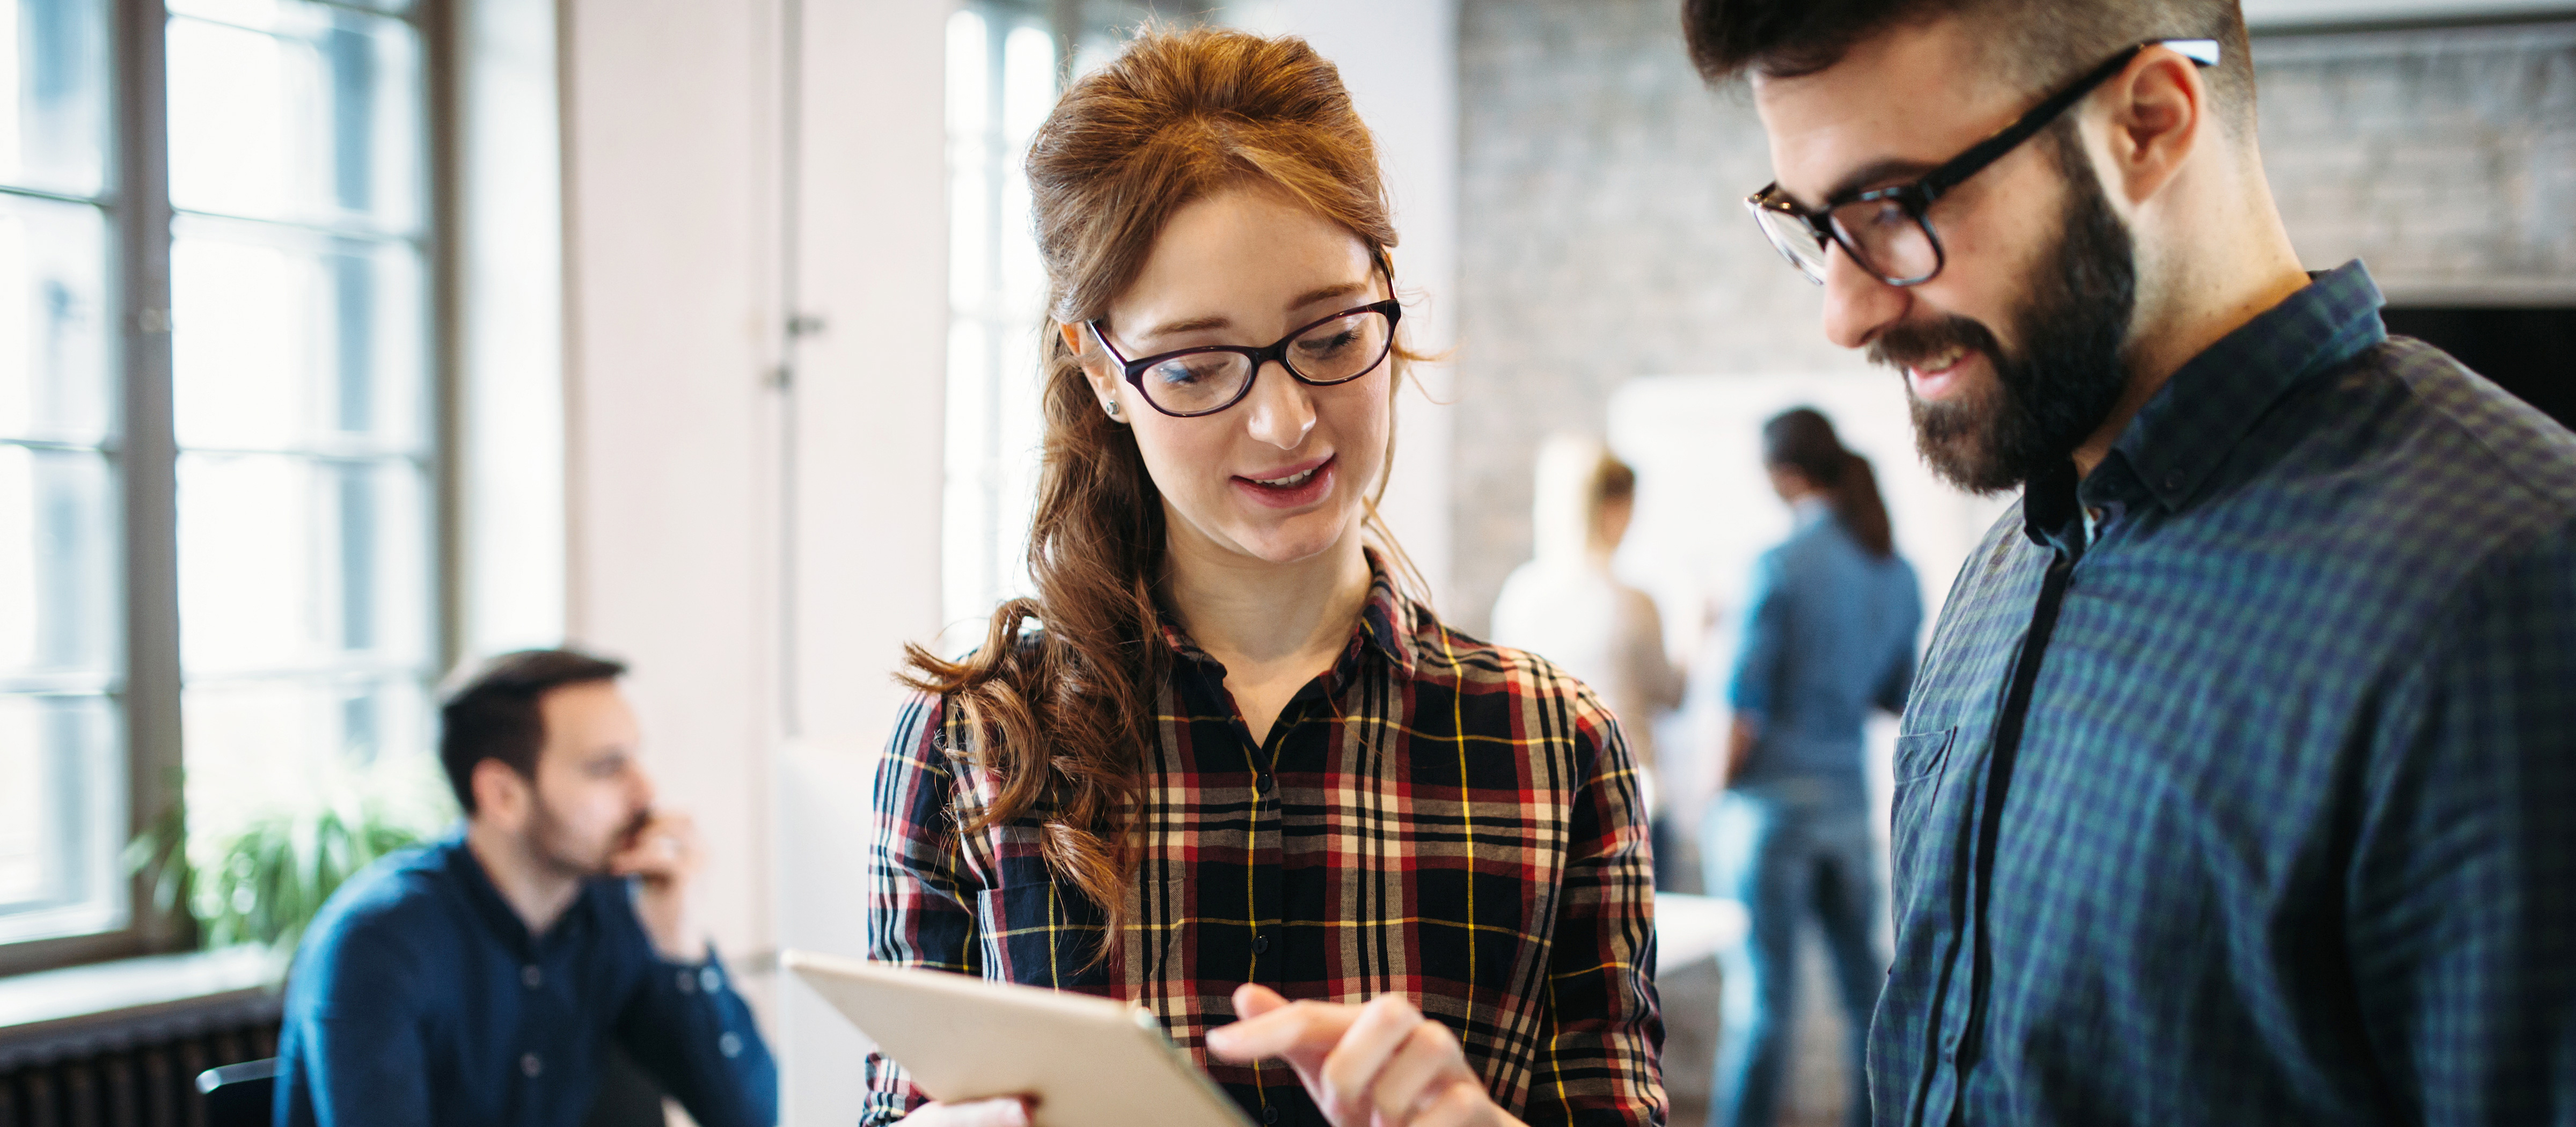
[1652,892,1748,971]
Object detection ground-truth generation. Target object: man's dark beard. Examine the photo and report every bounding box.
[1870,135,2138,495]
[524,795,642,880]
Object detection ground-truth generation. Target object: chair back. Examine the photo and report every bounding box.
[196,1057,281,1127]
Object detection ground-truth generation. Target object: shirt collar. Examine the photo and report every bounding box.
[436,830,536,953]
[1158,548,1418,679]
[1791,495,1834,529]
[437,828,599,956]
[2026,260,2388,549]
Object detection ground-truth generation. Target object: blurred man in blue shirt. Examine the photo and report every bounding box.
[275,649,777,1127]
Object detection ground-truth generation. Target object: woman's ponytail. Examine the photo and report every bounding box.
[1761,407,1894,559]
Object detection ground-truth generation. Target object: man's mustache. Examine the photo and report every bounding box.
[1868,314,2004,376]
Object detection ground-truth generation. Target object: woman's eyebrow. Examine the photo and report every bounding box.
[1135,280,1375,341]
[1292,280,1370,308]
[1141,313,1231,339]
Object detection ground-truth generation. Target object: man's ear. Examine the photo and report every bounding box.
[471,759,532,828]
[2101,46,2207,208]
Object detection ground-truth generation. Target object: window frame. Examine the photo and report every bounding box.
[0,0,459,977]
[940,0,1170,642]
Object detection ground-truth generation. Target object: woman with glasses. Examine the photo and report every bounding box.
[864,26,1662,1127]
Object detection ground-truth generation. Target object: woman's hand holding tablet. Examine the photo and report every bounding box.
[899,1098,1037,1127]
[1206,985,1526,1127]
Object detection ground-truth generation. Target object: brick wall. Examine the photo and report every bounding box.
[2257,23,2576,297]
[1449,6,2576,633]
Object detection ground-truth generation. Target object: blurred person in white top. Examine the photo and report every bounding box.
[1490,435,1687,883]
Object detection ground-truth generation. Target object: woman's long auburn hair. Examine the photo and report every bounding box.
[898,26,1425,957]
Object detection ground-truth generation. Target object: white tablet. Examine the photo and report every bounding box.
[784,950,1256,1127]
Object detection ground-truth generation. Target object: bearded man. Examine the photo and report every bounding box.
[1681,1,2576,1125]
[274,650,777,1127]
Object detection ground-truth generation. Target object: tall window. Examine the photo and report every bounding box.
[0,0,119,949]
[164,0,434,862]
[0,0,439,965]
[941,2,1053,638]
[940,0,1168,639]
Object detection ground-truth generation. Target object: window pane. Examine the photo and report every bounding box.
[165,4,422,233]
[943,9,1055,640]
[180,674,428,843]
[171,218,426,452]
[172,0,414,20]
[176,452,430,676]
[0,692,122,942]
[0,0,111,197]
[164,0,440,909]
[0,445,113,679]
[0,193,110,443]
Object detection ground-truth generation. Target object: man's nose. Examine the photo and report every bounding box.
[1242,361,1317,449]
[1819,244,1909,351]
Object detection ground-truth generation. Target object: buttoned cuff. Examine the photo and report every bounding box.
[662,943,729,996]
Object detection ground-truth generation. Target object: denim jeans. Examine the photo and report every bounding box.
[1700,779,1885,1127]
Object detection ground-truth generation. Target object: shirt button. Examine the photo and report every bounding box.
[1252,934,1269,954]
[719,1032,743,1058]
[521,965,543,990]
[521,1052,543,1078]
[677,969,697,994]
[1261,1107,1279,1124]
[700,967,722,993]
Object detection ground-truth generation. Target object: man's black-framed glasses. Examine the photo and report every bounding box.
[1090,297,1403,418]
[1746,38,2220,287]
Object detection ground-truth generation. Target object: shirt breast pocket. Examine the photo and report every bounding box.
[1889,728,1959,916]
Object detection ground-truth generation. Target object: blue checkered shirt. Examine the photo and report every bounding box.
[1875,262,2576,1126]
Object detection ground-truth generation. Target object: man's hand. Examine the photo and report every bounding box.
[1205,984,1523,1127]
[608,810,707,962]
[1725,715,1759,782]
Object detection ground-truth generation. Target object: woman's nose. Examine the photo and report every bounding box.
[1241,362,1317,449]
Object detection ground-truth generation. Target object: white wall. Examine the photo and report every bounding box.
[456,0,568,658]
[773,1,950,1125]
[557,2,947,1124]
[562,0,780,990]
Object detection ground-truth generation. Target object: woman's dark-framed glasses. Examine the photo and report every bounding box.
[1090,298,1403,419]
[1745,38,2219,287]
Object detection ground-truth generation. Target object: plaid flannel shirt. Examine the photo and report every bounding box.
[1877,261,2576,1126]
[863,564,1666,1127]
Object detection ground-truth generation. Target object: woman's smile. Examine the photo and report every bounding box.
[1232,453,1336,508]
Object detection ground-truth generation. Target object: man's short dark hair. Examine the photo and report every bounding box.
[438,649,628,814]
[1681,0,2255,133]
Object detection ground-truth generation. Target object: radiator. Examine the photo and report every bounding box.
[0,1015,279,1127]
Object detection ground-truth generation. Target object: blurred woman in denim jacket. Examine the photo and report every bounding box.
[1704,407,1920,1127]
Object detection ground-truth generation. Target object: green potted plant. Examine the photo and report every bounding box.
[128,754,456,953]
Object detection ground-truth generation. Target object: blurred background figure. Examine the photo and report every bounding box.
[1490,435,1686,885]
[1702,408,1919,1127]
